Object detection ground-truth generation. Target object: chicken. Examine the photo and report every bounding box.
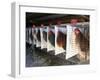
[48,30,55,47]
[43,31,47,42]
[36,29,41,42]
[57,31,66,50]
[72,28,89,62]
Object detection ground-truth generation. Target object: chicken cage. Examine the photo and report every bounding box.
[26,22,89,65]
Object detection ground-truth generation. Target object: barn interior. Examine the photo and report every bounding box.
[26,12,90,67]
[26,12,89,27]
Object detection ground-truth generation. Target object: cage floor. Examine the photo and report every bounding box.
[26,45,89,67]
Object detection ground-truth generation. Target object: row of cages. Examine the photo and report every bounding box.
[26,22,89,61]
